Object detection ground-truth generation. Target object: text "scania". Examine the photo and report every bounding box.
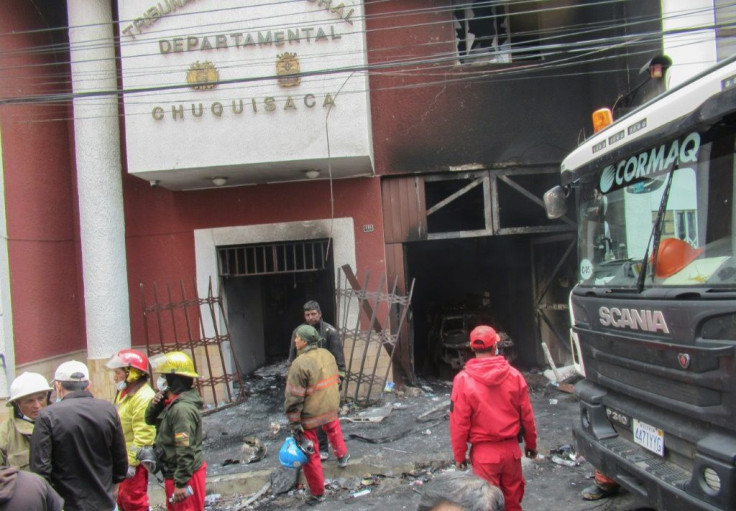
[599,307,670,333]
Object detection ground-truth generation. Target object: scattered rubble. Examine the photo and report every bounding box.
[145,363,647,510]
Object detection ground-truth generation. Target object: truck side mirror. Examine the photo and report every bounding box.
[543,186,568,219]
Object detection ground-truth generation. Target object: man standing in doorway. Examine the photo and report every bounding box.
[30,360,128,511]
[450,326,537,511]
[288,300,346,460]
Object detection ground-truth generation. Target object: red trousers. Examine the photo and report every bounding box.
[302,419,348,497]
[164,462,207,511]
[470,440,525,511]
[117,465,149,511]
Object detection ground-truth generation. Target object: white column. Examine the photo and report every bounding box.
[0,128,13,397]
[661,0,717,87]
[67,1,130,360]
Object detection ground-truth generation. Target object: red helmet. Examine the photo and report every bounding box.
[651,238,703,278]
[105,349,150,376]
[469,325,500,350]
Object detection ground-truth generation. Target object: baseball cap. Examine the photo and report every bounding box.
[53,360,90,382]
[469,325,500,350]
[296,324,321,344]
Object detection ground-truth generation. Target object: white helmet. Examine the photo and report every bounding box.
[7,372,52,405]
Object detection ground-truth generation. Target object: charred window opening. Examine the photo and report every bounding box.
[453,0,541,64]
[425,176,488,234]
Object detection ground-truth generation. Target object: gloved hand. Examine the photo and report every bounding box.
[126,466,137,479]
[455,460,467,471]
[525,447,538,459]
[291,426,315,456]
[290,423,304,436]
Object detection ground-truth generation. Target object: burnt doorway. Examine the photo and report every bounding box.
[406,235,537,378]
[218,239,335,375]
[531,233,576,367]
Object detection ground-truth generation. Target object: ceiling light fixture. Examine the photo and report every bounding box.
[304,169,320,179]
[211,176,228,186]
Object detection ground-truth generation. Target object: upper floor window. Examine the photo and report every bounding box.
[453,0,541,64]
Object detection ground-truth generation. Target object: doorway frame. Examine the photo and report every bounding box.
[194,218,358,370]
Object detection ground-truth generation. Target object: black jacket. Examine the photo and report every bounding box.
[288,319,346,372]
[0,466,63,511]
[30,391,127,511]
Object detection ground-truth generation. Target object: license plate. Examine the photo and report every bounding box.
[633,419,665,456]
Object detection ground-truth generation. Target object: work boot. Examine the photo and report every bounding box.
[337,453,350,468]
[306,494,325,506]
[319,450,329,461]
[581,483,618,500]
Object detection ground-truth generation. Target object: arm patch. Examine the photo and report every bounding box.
[174,432,190,447]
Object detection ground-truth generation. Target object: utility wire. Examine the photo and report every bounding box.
[0,1,729,121]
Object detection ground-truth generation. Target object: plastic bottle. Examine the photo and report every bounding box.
[168,485,193,503]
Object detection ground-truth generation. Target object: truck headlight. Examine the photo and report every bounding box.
[703,467,721,494]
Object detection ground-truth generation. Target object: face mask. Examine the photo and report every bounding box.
[156,376,169,392]
[115,380,127,392]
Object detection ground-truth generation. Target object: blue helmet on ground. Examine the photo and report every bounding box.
[279,436,309,469]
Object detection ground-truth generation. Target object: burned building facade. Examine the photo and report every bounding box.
[1,0,708,401]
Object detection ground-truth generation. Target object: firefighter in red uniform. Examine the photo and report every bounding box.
[450,325,538,511]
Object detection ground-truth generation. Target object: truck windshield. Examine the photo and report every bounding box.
[576,124,736,288]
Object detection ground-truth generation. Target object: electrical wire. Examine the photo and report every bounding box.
[0,0,730,123]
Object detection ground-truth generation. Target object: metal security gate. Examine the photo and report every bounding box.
[218,239,330,276]
[140,278,246,413]
[336,265,414,403]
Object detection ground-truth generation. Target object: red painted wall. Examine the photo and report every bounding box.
[0,3,388,366]
[123,172,387,346]
[0,4,84,364]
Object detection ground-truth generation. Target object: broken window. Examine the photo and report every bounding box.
[453,0,541,64]
[425,174,490,235]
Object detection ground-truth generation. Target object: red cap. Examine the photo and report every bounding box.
[469,325,500,350]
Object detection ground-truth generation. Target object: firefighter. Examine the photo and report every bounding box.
[145,351,206,511]
[0,372,52,470]
[450,325,538,511]
[287,300,346,460]
[285,324,350,505]
[106,349,156,511]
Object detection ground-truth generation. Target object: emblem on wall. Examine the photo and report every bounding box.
[276,53,301,87]
[186,61,219,90]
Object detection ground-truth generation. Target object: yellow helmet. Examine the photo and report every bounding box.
[149,351,199,378]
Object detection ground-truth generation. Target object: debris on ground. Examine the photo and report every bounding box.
[549,443,583,467]
[343,402,394,423]
[190,367,626,509]
[241,436,267,464]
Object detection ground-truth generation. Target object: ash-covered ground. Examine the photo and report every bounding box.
[151,363,651,510]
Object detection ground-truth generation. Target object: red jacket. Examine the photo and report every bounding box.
[450,356,537,463]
